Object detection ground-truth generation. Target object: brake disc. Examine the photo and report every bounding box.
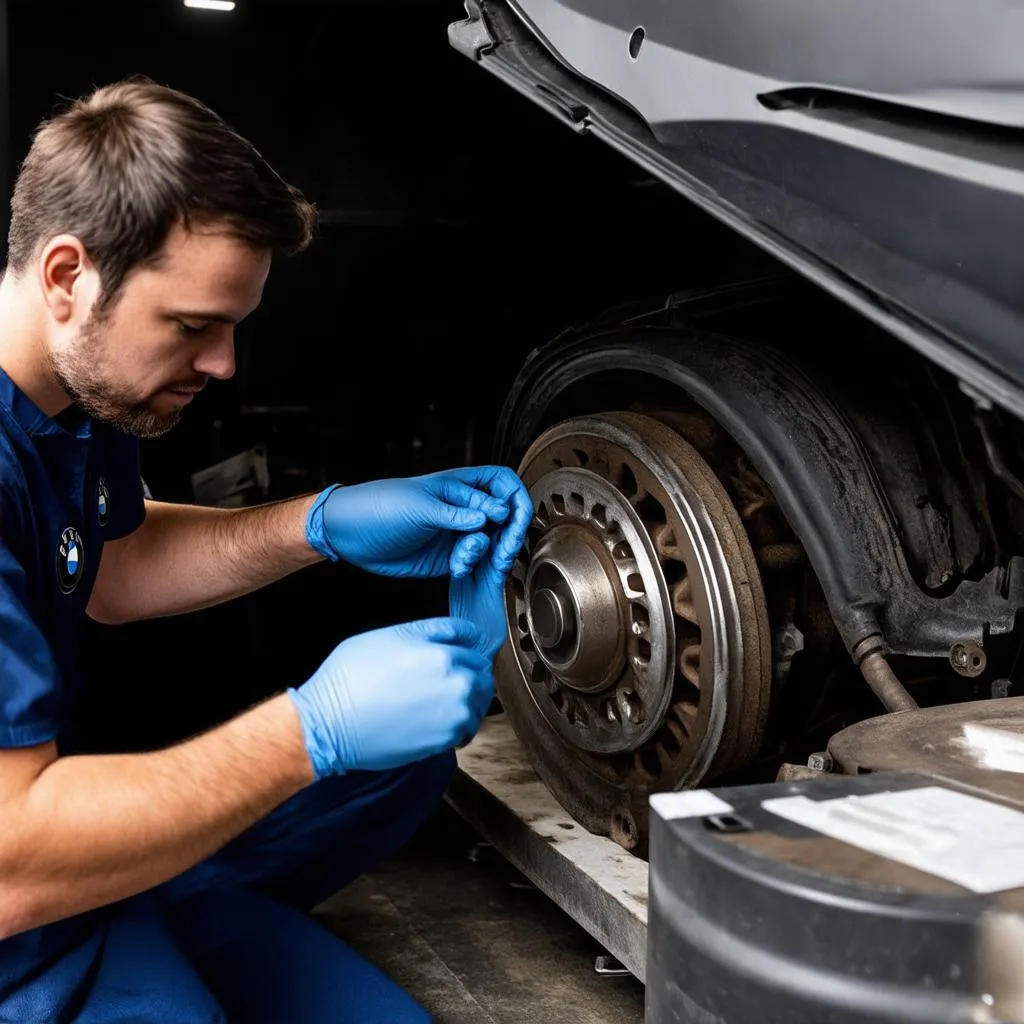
[497,411,772,849]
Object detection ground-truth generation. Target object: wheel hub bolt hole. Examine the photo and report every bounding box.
[622,690,644,724]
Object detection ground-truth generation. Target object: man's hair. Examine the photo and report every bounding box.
[6,77,316,306]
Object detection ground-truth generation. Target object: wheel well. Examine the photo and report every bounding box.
[514,367,855,763]
[495,307,1024,671]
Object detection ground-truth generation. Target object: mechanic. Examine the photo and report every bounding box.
[0,78,532,1023]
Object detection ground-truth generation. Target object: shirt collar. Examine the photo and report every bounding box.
[0,366,92,440]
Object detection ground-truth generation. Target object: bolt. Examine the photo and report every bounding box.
[992,678,1012,699]
[775,624,805,658]
[950,639,986,678]
[807,751,833,772]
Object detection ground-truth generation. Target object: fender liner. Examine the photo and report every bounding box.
[494,326,1024,659]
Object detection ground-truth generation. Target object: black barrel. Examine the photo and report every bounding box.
[646,771,1024,1024]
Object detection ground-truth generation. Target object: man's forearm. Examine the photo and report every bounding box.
[0,694,313,938]
[89,494,323,623]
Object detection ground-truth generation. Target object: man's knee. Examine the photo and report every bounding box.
[318,748,456,816]
[167,886,432,1024]
[408,748,457,804]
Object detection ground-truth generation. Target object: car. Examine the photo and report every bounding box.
[449,0,1024,849]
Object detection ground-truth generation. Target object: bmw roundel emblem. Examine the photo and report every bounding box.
[56,527,84,595]
[97,477,110,527]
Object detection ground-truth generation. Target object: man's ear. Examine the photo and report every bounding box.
[38,235,97,324]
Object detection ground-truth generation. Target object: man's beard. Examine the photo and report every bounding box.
[49,312,182,438]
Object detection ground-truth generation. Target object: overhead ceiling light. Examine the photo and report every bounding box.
[184,0,236,10]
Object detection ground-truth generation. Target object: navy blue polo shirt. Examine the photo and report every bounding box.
[0,370,151,1021]
[0,366,145,751]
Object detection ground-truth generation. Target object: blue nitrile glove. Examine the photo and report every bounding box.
[287,617,495,777]
[449,532,512,659]
[305,466,533,579]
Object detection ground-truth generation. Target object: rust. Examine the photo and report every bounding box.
[828,696,1024,810]
[775,762,827,783]
[495,411,774,849]
[755,542,805,570]
[859,650,919,713]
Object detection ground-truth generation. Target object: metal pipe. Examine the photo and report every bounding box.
[859,650,919,713]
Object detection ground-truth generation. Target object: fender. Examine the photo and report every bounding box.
[494,324,1024,660]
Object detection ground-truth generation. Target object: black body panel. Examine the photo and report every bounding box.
[449,0,1024,418]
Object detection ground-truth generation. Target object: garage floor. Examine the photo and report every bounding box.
[316,802,646,1024]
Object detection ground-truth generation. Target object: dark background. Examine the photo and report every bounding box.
[3,0,773,751]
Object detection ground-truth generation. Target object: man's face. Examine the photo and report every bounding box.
[49,222,271,437]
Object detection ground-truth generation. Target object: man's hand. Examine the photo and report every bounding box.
[288,617,495,776]
[305,466,533,579]
[449,532,516,660]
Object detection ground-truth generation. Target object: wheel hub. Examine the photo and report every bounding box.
[510,467,675,754]
[526,524,623,692]
[497,411,773,848]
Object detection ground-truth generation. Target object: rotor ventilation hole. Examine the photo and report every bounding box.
[638,747,662,778]
[613,541,635,561]
[663,560,686,586]
[680,644,701,686]
[635,638,652,663]
[630,603,650,633]
[661,724,682,756]
[566,698,590,727]
[568,492,585,515]
[592,503,608,529]
[602,698,621,723]
[628,26,645,60]
[635,494,666,524]
[573,448,590,467]
[530,660,547,683]
[552,494,566,515]
[619,463,638,498]
[626,572,645,594]
[621,690,644,724]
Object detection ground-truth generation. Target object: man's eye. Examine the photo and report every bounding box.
[176,321,205,335]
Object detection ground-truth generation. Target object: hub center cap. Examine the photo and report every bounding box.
[530,587,569,647]
[508,465,676,753]
[525,526,624,693]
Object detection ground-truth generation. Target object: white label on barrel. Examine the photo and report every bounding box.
[650,790,734,821]
[762,786,1024,894]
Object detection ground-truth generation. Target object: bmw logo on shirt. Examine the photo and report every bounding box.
[97,477,110,527]
[56,527,84,595]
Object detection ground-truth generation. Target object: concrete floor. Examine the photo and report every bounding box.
[316,803,646,1024]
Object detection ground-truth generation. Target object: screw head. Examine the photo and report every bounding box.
[775,624,805,658]
[950,640,986,678]
[807,751,833,772]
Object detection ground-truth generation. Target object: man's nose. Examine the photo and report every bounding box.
[193,328,236,381]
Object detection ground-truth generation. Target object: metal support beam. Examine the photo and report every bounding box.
[447,714,649,982]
